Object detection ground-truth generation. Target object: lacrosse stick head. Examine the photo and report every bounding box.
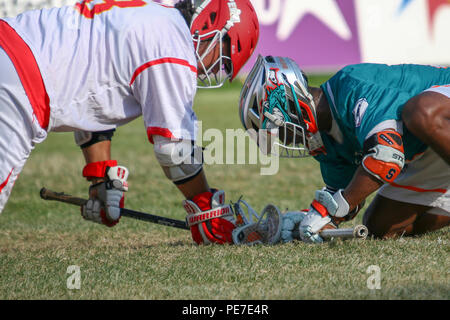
[232,200,282,245]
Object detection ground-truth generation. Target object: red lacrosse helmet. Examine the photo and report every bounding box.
[190,0,259,87]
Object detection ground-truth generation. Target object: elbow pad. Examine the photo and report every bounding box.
[153,135,203,184]
[362,130,405,183]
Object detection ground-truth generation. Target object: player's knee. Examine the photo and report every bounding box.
[362,210,389,239]
[365,218,402,239]
[362,198,400,239]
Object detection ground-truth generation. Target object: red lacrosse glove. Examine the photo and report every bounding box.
[183,190,236,245]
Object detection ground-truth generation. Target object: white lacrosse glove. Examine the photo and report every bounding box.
[280,210,308,243]
[82,165,129,227]
[299,189,349,243]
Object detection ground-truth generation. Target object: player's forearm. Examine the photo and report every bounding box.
[343,166,383,211]
[81,140,112,184]
[81,140,112,163]
[176,169,210,200]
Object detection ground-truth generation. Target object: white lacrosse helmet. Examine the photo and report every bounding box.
[239,55,326,158]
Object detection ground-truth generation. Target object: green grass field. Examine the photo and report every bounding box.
[0,76,448,300]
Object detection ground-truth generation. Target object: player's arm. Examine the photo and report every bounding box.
[152,135,235,245]
[176,168,210,199]
[342,166,382,212]
[344,129,405,207]
[130,53,236,245]
[332,129,405,217]
[299,129,405,243]
[402,90,450,164]
[80,140,111,183]
[75,130,114,163]
[74,130,129,227]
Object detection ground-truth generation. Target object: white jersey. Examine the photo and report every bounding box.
[2,0,198,141]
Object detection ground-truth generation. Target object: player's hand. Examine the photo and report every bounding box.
[280,210,308,243]
[82,165,129,227]
[298,209,333,243]
[299,189,342,243]
[183,190,236,245]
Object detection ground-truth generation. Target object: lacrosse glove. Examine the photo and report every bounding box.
[183,190,236,245]
[81,160,129,227]
[299,189,351,243]
[280,210,308,243]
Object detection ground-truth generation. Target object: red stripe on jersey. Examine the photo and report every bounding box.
[389,182,447,194]
[0,168,14,193]
[156,4,174,8]
[0,21,51,130]
[147,127,176,144]
[130,57,197,85]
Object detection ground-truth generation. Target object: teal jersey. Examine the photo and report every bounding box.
[316,63,450,190]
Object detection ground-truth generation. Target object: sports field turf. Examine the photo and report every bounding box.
[0,75,448,300]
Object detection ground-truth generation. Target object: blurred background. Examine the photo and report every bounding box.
[1,0,450,75]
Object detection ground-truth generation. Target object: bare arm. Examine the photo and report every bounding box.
[81,140,111,183]
[402,91,450,164]
[341,128,405,213]
[175,169,210,200]
[342,166,383,211]
[81,140,111,163]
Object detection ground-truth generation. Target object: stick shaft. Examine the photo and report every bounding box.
[292,225,368,240]
[120,208,189,230]
[40,188,189,230]
[320,225,368,239]
[40,188,87,206]
[319,228,355,239]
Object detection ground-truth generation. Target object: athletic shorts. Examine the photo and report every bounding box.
[378,84,450,217]
[0,46,48,213]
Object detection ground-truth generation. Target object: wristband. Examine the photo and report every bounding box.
[82,160,118,180]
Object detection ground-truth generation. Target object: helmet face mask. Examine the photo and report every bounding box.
[276,121,309,158]
[193,29,233,88]
[190,0,259,88]
[239,55,326,158]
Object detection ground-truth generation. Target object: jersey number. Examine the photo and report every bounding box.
[385,168,397,181]
[75,0,147,19]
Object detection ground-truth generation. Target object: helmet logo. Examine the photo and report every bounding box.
[227,1,241,24]
[268,68,280,86]
[261,68,289,128]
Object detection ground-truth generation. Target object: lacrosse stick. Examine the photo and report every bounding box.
[232,200,369,244]
[40,187,189,230]
[291,224,369,240]
[232,199,283,245]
